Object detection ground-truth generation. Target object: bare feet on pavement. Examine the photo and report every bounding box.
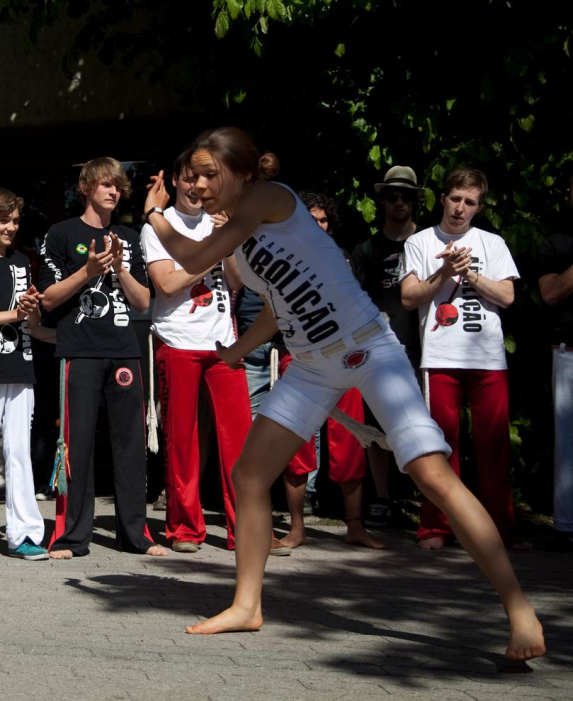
[147,544,168,556]
[49,549,73,560]
[186,605,263,635]
[279,531,308,548]
[345,522,387,550]
[506,604,546,660]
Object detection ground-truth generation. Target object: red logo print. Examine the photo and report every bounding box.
[115,367,134,387]
[342,350,370,369]
[189,284,213,314]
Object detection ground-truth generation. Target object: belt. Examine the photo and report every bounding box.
[293,318,384,362]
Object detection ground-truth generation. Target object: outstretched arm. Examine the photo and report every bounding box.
[144,172,289,275]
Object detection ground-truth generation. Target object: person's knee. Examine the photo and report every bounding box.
[407,454,456,504]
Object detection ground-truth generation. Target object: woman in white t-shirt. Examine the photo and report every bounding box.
[143,127,544,661]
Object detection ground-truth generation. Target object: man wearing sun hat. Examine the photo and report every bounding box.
[351,166,423,528]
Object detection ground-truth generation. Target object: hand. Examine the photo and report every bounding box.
[86,238,114,278]
[145,170,170,213]
[107,232,124,273]
[215,340,243,370]
[17,285,43,317]
[436,241,473,277]
[211,211,229,229]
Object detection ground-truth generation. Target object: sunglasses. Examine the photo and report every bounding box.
[384,192,417,204]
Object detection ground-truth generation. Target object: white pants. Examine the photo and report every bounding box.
[1,383,45,548]
[259,326,449,471]
[552,347,573,532]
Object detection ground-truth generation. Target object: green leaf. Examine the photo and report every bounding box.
[265,0,287,21]
[233,89,247,104]
[357,196,376,223]
[504,333,517,354]
[518,114,534,133]
[259,15,268,33]
[215,8,230,38]
[226,0,242,20]
[446,98,456,112]
[334,42,345,57]
[368,144,381,168]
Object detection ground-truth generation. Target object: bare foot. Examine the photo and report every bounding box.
[345,527,387,550]
[49,549,73,560]
[417,536,446,550]
[146,544,168,557]
[185,605,263,635]
[279,531,308,548]
[506,605,546,660]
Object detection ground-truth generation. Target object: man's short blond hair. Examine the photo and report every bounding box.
[77,157,132,200]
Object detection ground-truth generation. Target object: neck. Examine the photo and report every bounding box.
[175,202,202,217]
[81,203,112,229]
[383,219,416,241]
[439,221,470,236]
[0,245,6,258]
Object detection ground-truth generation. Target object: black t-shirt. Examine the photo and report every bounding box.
[351,234,420,360]
[538,232,573,346]
[0,249,35,384]
[39,218,148,359]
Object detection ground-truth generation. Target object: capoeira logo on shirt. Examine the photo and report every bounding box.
[189,283,213,314]
[0,324,18,354]
[76,275,110,324]
[342,349,370,369]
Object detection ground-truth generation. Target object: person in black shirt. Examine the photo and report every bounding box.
[0,188,49,560]
[39,158,167,559]
[538,168,573,552]
[351,166,423,528]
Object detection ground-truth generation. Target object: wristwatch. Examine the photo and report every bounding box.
[145,206,164,221]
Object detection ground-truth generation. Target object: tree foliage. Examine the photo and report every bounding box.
[3,0,573,508]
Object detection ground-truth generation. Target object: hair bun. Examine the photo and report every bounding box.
[259,152,280,181]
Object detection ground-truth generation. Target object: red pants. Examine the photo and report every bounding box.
[156,342,252,549]
[417,369,515,545]
[280,353,366,483]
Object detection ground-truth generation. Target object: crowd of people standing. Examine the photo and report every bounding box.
[1,126,567,661]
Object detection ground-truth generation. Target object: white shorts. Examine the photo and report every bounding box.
[258,325,450,472]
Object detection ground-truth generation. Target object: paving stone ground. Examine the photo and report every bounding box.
[0,496,570,701]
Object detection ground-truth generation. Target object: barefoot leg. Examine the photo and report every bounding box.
[280,473,308,548]
[341,480,386,549]
[407,453,545,660]
[186,416,305,635]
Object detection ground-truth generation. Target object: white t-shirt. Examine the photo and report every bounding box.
[234,184,382,354]
[403,226,520,370]
[141,207,236,351]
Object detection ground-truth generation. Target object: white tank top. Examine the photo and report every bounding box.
[234,184,383,353]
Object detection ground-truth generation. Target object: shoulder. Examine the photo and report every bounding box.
[7,249,30,266]
[238,181,297,223]
[406,227,434,247]
[539,232,571,255]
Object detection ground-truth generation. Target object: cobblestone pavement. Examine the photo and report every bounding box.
[0,496,570,701]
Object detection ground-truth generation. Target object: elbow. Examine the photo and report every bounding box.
[134,294,151,314]
[401,294,418,312]
[500,293,515,309]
